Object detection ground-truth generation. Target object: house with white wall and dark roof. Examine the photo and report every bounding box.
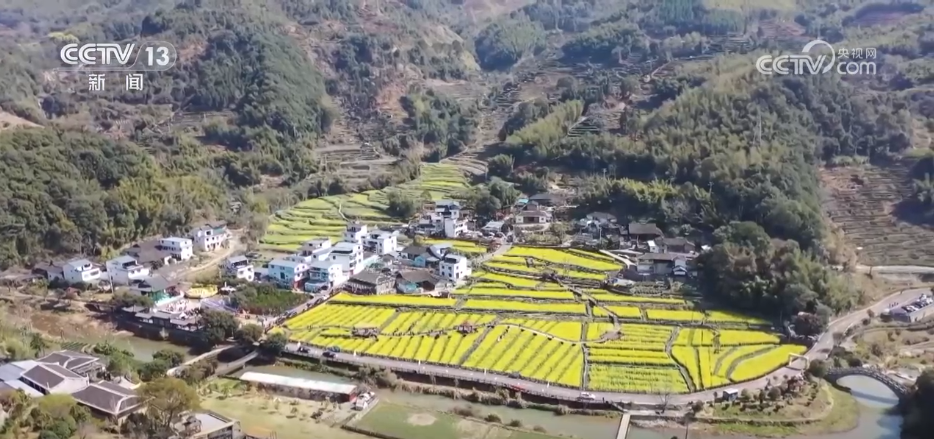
[71,381,142,423]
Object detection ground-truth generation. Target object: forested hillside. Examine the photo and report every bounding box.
[0,129,225,268]
[1,0,933,328]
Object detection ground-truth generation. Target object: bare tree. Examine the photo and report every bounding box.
[655,378,674,412]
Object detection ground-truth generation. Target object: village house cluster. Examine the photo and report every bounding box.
[25,222,232,302]
[227,220,472,297]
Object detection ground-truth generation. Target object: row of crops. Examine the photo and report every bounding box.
[280,294,798,393]
[672,344,808,390]
[260,164,469,252]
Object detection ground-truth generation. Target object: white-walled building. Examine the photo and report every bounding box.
[516,210,552,224]
[224,256,254,282]
[299,238,333,261]
[307,260,347,289]
[343,221,368,245]
[267,259,309,289]
[190,222,229,252]
[105,256,150,285]
[62,259,102,284]
[439,254,471,282]
[330,242,364,276]
[159,237,193,261]
[364,230,398,255]
[443,218,468,238]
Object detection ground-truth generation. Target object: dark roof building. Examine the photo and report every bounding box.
[71,381,142,419]
[345,271,394,295]
[401,245,428,259]
[658,237,696,253]
[528,193,565,206]
[124,240,173,265]
[35,351,103,375]
[625,223,663,239]
[20,363,89,394]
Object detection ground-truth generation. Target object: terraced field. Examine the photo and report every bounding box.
[281,289,800,394]
[480,247,623,283]
[261,164,468,252]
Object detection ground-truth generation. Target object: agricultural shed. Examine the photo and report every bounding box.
[238,372,358,402]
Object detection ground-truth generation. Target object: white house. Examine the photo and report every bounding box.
[62,259,102,284]
[436,200,461,220]
[159,237,193,261]
[343,221,368,245]
[330,242,364,275]
[224,256,254,282]
[364,230,398,255]
[439,254,471,282]
[105,256,150,285]
[443,218,468,238]
[267,259,309,289]
[298,238,333,261]
[306,260,347,289]
[189,222,229,252]
[516,210,552,224]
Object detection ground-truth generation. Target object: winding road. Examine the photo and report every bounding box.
[285,287,931,405]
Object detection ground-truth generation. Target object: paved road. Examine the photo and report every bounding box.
[285,288,931,405]
[853,265,934,275]
[160,232,243,282]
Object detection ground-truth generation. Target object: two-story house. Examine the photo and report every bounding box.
[436,200,461,221]
[443,217,468,238]
[224,256,254,282]
[129,275,178,305]
[159,237,194,261]
[658,237,696,254]
[343,221,368,245]
[189,221,229,252]
[364,229,398,255]
[516,209,552,224]
[635,253,688,276]
[439,254,471,282]
[268,258,309,289]
[329,242,364,276]
[624,223,663,242]
[63,259,102,284]
[299,238,333,261]
[306,260,346,289]
[105,256,150,285]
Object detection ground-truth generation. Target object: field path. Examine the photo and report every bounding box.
[285,288,931,404]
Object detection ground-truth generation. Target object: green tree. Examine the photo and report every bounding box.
[201,310,239,342]
[139,378,201,434]
[387,190,420,219]
[29,333,48,356]
[236,323,264,345]
[488,155,515,179]
[903,368,934,439]
[260,332,288,357]
[474,14,545,70]
[138,360,170,382]
[152,350,185,367]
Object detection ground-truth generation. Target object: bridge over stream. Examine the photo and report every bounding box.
[825,367,911,399]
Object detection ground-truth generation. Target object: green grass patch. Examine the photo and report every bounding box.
[710,385,859,437]
[351,403,561,439]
